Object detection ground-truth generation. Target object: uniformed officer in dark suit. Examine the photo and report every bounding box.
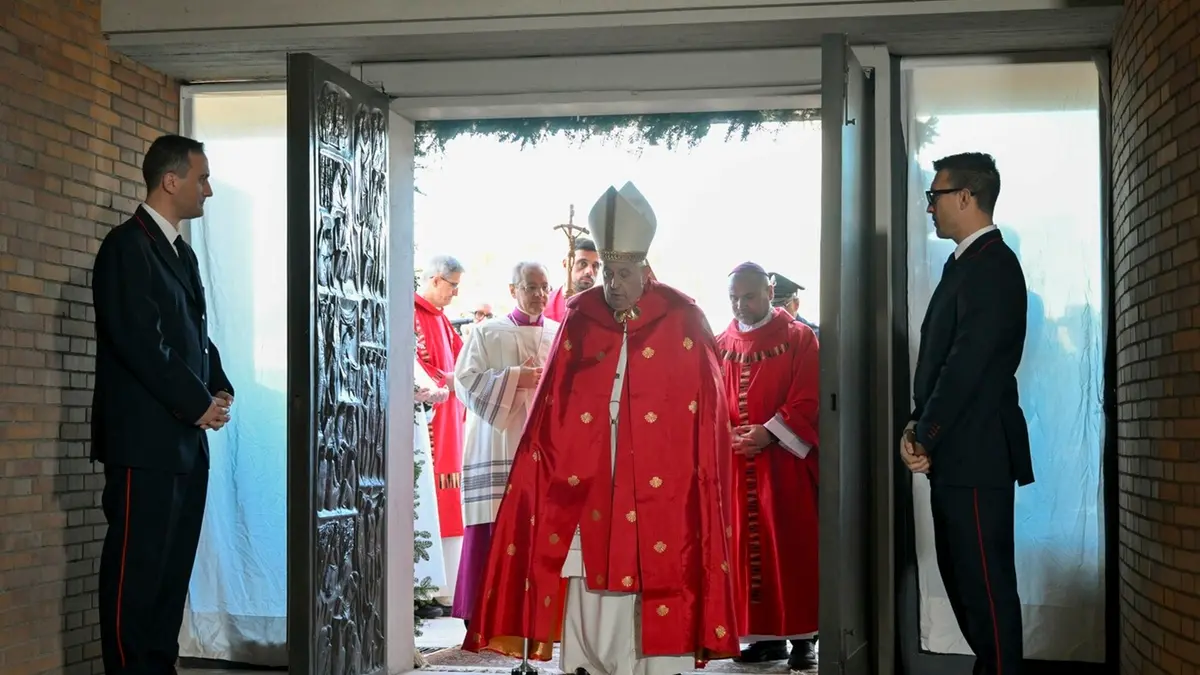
[91,134,234,675]
[902,152,1033,675]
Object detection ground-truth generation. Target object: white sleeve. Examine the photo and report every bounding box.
[453,326,521,426]
[764,413,811,459]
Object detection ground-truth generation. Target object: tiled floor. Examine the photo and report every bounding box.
[417,616,469,651]
[179,617,468,674]
[179,618,816,674]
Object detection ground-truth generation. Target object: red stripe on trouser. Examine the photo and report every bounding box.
[116,468,132,666]
[972,488,1002,674]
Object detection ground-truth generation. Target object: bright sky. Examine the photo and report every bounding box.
[413,121,823,329]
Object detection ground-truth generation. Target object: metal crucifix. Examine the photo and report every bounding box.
[553,205,590,298]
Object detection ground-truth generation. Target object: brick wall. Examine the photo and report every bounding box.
[1112,1,1200,673]
[0,1,179,673]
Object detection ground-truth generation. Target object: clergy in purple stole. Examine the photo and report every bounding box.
[451,261,561,623]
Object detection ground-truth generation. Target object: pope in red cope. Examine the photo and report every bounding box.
[716,262,820,671]
[464,182,741,675]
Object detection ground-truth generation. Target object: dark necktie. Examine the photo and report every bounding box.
[174,235,205,298]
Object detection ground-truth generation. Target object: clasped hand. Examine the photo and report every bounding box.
[899,422,930,474]
[196,390,234,431]
[732,424,771,457]
[517,355,542,390]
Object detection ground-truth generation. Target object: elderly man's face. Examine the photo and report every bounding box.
[425,271,461,309]
[601,260,650,312]
[510,265,550,316]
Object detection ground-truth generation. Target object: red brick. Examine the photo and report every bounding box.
[1114,0,1200,672]
[0,1,179,673]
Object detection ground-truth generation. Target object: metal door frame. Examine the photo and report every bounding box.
[890,50,1118,675]
[819,33,878,675]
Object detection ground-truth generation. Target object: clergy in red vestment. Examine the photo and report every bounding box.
[464,182,741,675]
[717,262,820,671]
[415,254,467,608]
[545,236,600,322]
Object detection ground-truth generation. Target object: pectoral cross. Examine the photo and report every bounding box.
[553,205,590,298]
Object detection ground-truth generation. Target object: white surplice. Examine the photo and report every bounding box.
[413,358,448,590]
[454,315,559,527]
[413,407,448,589]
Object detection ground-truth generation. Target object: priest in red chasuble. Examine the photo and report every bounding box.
[415,254,467,608]
[716,262,820,671]
[464,182,741,675]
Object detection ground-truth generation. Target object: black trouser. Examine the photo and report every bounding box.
[930,484,1023,675]
[99,462,209,675]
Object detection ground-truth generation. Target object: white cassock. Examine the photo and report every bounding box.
[455,315,559,528]
[559,323,693,675]
[413,358,448,590]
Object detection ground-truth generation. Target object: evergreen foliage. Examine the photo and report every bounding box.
[412,450,437,637]
[412,263,437,637]
[413,109,821,158]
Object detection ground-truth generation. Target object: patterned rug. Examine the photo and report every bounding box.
[421,646,817,674]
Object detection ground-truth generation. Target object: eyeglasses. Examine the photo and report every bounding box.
[517,284,551,295]
[925,187,968,206]
[437,276,459,290]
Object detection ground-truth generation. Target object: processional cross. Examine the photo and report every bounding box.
[553,205,590,298]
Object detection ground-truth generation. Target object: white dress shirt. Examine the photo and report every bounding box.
[954,224,998,259]
[141,202,180,256]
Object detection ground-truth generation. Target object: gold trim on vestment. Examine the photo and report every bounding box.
[719,339,790,364]
[480,636,556,661]
[600,249,646,263]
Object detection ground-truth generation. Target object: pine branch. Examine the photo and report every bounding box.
[412,404,439,634]
[413,109,820,159]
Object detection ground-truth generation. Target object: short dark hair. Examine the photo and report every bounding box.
[575,237,597,253]
[143,134,205,191]
[932,152,1001,216]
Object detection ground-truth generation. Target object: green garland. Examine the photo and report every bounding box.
[412,110,940,159]
[414,109,820,158]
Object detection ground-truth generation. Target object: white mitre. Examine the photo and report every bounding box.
[587,181,657,263]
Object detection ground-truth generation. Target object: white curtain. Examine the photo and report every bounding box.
[902,61,1106,662]
[413,405,447,590]
[179,90,289,665]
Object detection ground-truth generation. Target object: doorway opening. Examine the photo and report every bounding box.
[409,114,824,674]
[894,57,1109,675]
